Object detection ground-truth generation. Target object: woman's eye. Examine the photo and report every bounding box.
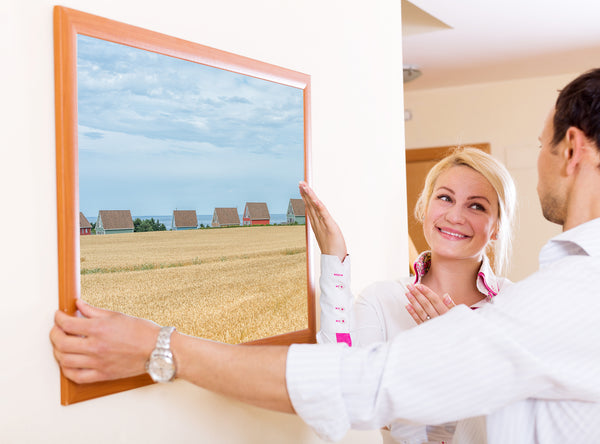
[470,203,486,211]
[437,194,452,202]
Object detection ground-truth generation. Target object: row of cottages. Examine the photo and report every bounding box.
[79,198,306,234]
[287,198,306,224]
[171,210,198,231]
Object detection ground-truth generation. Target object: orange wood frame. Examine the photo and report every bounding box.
[54,5,315,405]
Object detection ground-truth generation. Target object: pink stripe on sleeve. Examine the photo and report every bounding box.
[335,333,352,347]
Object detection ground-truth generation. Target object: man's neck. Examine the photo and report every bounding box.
[563,162,600,231]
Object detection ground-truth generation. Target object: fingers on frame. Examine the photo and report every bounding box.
[50,327,93,355]
[61,367,104,385]
[54,310,90,336]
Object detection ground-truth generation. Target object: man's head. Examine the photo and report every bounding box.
[553,68,600,153]
[538,68,600,227]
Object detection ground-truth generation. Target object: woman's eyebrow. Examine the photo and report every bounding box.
[467,195,492,205]
[435,186,455,194]
[437,186,492,205]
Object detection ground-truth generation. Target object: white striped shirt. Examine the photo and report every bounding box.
[287,217,600,443]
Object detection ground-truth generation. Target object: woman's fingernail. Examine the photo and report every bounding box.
[443,294,453,305]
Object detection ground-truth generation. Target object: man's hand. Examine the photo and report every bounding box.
[50,299,160,384]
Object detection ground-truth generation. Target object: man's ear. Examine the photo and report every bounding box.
[564,127,588,175]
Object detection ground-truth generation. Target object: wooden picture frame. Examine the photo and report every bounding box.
[54,5,315,405]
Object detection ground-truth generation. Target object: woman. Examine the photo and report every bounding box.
[300,147,517,444]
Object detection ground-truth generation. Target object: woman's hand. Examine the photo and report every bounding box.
[405,283,456,325]
[299,181,348,262]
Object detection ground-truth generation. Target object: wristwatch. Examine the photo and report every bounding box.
[146,326,177,383]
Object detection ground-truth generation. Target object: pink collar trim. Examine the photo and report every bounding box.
[412,251,499,300]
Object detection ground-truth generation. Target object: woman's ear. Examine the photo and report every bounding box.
[490,225,499,241]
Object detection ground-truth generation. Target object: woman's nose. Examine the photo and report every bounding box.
[445,206,466,224]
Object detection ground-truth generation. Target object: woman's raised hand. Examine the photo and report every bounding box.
[405,283,456,325]
[299,181,348,262]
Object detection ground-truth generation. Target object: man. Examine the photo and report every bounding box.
[51,69,600,443]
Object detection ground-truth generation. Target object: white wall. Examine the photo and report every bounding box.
[1,0,407,443]
[404,74,578,281]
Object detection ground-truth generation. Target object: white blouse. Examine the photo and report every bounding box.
[316,252,510,444]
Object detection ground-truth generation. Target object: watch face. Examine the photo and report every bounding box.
[148,352,175,383]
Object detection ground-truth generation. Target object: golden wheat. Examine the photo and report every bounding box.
[81,225,308,343]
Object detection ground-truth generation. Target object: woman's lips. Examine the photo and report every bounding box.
[437,227,470,239]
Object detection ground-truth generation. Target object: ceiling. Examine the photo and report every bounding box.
[402,0,600,90]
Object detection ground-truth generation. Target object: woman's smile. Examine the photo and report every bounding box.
[423,165,499,261]
[436,226,471,240]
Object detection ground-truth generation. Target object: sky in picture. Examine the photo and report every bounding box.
[77,35,304,216]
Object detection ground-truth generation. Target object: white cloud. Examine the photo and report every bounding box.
[77,35,304,215]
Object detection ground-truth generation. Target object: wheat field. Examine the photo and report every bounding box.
[80,225,308,343]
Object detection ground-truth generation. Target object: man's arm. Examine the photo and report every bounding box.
[51,257,600,441]
[287,257,600,440]
[50,299,294,413]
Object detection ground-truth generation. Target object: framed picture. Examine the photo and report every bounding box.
[54,6,314,405]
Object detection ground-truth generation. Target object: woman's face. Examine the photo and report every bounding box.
[423,165,499,263]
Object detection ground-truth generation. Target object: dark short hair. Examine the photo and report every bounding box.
[553,68,600,151]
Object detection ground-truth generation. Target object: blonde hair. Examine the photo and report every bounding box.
[414,147,517,275]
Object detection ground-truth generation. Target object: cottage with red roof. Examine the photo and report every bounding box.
[242,202,270,226]
[79,212,92,235]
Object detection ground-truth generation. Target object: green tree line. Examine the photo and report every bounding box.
[133,217,166,232]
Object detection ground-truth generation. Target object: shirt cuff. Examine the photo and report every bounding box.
[320,254,351,280]
[286,343,351,442]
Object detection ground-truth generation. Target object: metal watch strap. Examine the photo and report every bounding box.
[156,326,175,350]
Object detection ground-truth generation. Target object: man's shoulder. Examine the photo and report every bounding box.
[493,254,600,308]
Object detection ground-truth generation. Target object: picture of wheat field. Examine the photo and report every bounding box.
[80,225,308,344]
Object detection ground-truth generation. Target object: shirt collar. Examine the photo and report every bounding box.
[539,217,600,266]
[412,251,500,300]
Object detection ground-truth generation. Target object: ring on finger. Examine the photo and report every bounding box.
[425,315,431,320]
